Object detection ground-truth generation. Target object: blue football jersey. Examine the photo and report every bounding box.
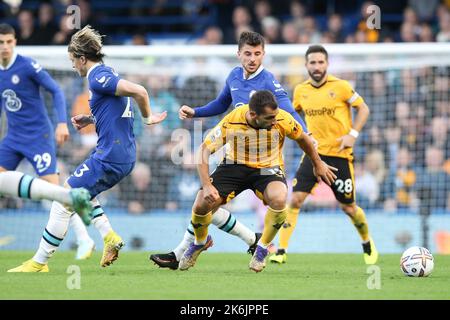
[0,53,66,143]
[87,64,135,164]
[193,66,307,131]
[226,66,291,108]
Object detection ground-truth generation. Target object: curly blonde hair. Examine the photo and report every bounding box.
[68,25,105,62]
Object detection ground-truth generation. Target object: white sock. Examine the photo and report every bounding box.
[90,198,112,238]
[173,225,195,261]
[212,207,256,246]
[32,201,71,264]
[0,171,71,204]
[70,214,92,244]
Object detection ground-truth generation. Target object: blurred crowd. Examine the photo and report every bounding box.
[1,0,449,45]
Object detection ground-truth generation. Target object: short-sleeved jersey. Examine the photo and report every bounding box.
[204,105,303,169]
[0,54,59,142]
[293,74,365,160]
[87,64,135,164]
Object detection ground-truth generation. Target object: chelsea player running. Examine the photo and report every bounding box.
[151,31,313,270]
[0,23,95,260]
[8,25,166,272]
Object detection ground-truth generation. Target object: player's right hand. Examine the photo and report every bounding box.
[313,160,338,186]
[179,105,195,119]
[71,114,93,130]
[202,184,221,204]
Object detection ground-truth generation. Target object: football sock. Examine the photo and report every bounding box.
[173,225,195,261]
[212,207,256,246]
[0,171,71,205]
[278,206,300,251]
[32,201,71,264]
[259,206,288,248]
[349,206,370,242]
[70,214,92,243]
[191,211,212,245]
[90,199,112,238]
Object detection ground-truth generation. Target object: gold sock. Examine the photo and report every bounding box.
[191,211,213,244]
[260,206,288,247]
[279,206,300,250]
[349,206,370,242]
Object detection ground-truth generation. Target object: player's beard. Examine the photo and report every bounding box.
[308,70,326,83]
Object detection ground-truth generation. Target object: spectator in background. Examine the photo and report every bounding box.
[327,14,345,43]
[400,22,418,42]
[436,9,450,42]
[260,16,281,44]
[416,146,450,209]
[409,0,440,22]
[419,23,435,42]
[52,15,76,45]
[395,147,418,209]
[224,6,253,44]
[131,33,149,45]
[197,26,223,45]
[299,16,321,44]
[289,0,306,32]
[17,10,39,45]
[252,0,272,34]
[34,2,58,45]
[281,21,299,44]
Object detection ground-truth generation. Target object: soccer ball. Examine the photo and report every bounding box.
[400,246,434,277]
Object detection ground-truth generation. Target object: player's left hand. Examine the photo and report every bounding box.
[145,111,168,125]
[55,123,70,146]
[337,134,356,152]
[313,160,338,186]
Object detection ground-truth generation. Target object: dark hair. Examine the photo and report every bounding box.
[305,45,328,61]
[249,90,278,115]
[0,23,16,36]
[238,31,265,50]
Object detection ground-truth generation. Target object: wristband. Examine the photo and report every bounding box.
[349,128,359,138]
[142,115,153,125]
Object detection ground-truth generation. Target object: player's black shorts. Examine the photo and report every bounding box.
[208,163,287,204]
[292,154,355,204]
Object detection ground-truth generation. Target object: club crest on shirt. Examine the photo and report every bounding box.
[11,74,20,84]
[328,90,336,99]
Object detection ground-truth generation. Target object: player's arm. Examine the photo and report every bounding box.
[115,79,167,125]
[337,82,370,152]
[284,113,336,185]
[197,120,227,203]
[31,64,69,145]
[197,142,220,204]
[180,82,232,119]
[295,132,337,185]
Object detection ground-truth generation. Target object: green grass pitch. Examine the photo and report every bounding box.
[1,251,449,299]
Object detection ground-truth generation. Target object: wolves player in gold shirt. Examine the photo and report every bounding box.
[270,45,379,265]
[178,90,337,272]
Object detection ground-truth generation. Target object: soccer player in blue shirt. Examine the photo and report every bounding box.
[8,25,166,272]
[150,31,313,270]
[0,23,95,260]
